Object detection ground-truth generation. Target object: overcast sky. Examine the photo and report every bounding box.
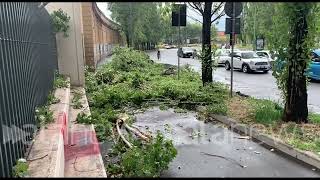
[96,2,226,31]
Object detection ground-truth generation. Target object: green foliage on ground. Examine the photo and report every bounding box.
[35,106,54,128]
[53,72,69,89]
[121,132,177,177]
[71,90,83,109]
[249,98,283,125]
[83,47,228,177]
[47,91,60,105]
[12,159,28,177]
[309,113,320,124]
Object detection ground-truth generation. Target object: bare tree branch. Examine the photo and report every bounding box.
[188,2,204,14]
[187,14,203,24]
[188,4,203,17]
[211,12,225,24]
[211,2,224,17]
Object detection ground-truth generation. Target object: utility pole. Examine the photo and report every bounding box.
[178,5,181,80]
[129,2,133,48]
[253,3,256,51]
[230,2,235,97]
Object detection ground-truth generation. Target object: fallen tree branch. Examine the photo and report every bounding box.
[143,99,213,105]
[124,124,150,142]
[200,152,246,168]
[111,128,117,144]
[116,119,132,148]
[131,124,153,139]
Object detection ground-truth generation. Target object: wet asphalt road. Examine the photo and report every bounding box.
[133,107,320,177]
[148,48,320,113]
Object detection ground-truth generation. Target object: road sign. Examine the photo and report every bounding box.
[224,2,243,17]
[172,4,186,26]
[256,38,265,50]
[225,18,241,34]
[224,2,243,98]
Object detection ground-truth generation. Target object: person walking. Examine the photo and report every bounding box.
[157,49,161,60]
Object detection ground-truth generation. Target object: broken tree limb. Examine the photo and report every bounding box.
[131,124,153,139]
[124,124,150,142]
[143,99,212,105]
[111,128,117,144]
[116,119,132,148]
[200,152,246,168]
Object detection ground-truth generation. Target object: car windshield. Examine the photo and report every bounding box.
[241,52,260,59]
[257,52,269,58]
[183,47,193,51]
[312,51,320,62]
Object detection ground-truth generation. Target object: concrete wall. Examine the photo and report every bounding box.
[46,3,85,86]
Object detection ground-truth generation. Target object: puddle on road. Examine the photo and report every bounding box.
[133,106,237,146]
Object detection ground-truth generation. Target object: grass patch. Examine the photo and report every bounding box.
[72,90,83,109]
[249,98,283,125]
[206,103,228,115]
[309,113,320,124]
[227,95,320,156]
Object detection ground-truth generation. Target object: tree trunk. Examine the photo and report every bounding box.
[126,32,130,48]
[283,4,310,123]
[201,2,213,86]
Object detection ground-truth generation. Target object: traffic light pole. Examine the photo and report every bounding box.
[178,7,181,80]
[230,2,235,97]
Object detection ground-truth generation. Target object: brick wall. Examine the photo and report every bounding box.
[81,2,123,69]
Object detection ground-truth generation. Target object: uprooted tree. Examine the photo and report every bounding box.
[188,2,225,85]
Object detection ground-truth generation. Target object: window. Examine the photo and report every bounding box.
[257,52,269,58]
[241,52,259,59]
[311,52,320,62]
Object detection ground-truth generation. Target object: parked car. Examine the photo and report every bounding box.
[256,50,277,67]
[225,51,271,73]
[309,49,320,80]
[178,47,194,58]
[164,44,171,49]
[214,49,231,66]
[274,49,320,81]
[171,45,177,48]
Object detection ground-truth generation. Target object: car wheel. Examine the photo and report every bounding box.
[225,61,231,70]
[242,64,250,73]
[263,70,269,73]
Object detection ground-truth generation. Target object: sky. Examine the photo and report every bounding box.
[96,2,226,32]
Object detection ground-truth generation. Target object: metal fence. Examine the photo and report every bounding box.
[0,2,57,177]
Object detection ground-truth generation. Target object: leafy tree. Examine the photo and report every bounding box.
[269,3,318,123]
[241,3,277,48]
[108,2,163,49]
[188,2,225,85]
[50,8,71,37]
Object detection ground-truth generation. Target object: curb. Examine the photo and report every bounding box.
[27,77,70,177]
[47,77,71,177]
[210,114,320,170]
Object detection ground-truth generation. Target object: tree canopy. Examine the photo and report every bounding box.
[108,2,218,48]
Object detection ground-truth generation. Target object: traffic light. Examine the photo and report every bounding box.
[225,18,241,34]
[172,4,186,26]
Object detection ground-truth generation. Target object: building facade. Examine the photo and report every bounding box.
[82,2,123,68]
[46,2,123,86]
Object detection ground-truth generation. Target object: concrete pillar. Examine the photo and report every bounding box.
[46,3,85,86]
